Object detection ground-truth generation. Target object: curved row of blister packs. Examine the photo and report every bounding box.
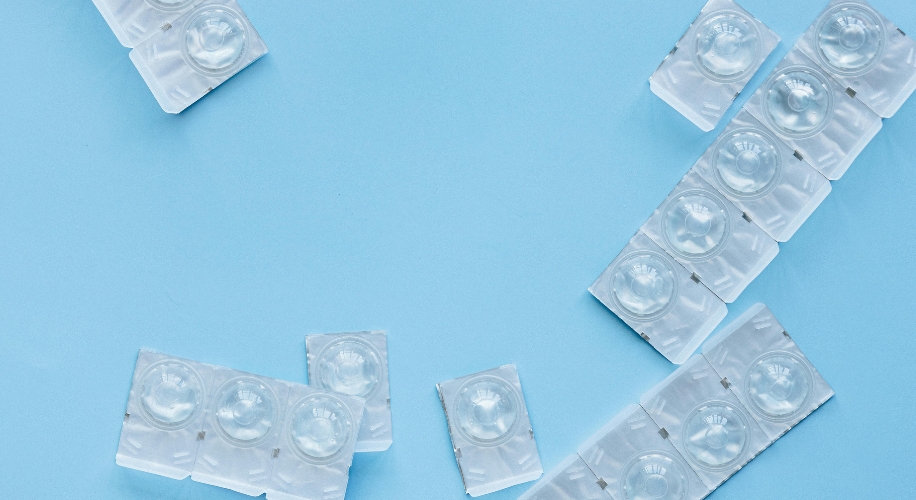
[595,0,915,364]
[116,349,365,500]
[91,0,267,113]
[519,303,833,500]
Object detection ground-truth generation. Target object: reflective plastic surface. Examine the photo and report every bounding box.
[611,251,678,320]
[289,394,353,462]
[315,337,382,398]
[695,12,759,81]
[712,128,781,199]
[816,3,884,75]
[662,190,730,260]
[214,377,276,446]
[763,67,834,137]
[683,402,749,470]
[139,360,204,429]
[454,376,520,446]
[745,351,813,421]
[622,452,689,500]
[184,6,249,75]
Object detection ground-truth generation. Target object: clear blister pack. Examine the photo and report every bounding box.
[639,354,770,490]
[306,331,393,452]
[796,0,916,118]
[589,231,728,365]
[517,455,611,500]
[691,109,832,242]
[744,46,882,180]
[702,304,834,442]
[437,364,543,497]
[129,0,268,113]
[640,170,779,303]
[649,0,780,131]
[92,0,204,48]
[577,404,709,500]
[117,350,365,500]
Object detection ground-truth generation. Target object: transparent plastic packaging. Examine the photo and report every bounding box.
[691,109,832,242]
[517,455,611,500]
[640,170,779,303]
[796,0,916,118]
[437,364,543,497]
[92,0,204,48]
[577,404,709,500]
[649,0,780,131]
[129,0,268,113]
[744,47,882,180]
[589,231,728,365]
[640,354,770,490]
[117,350,365,500]
[306,331,393,452]
[702,304,834,442]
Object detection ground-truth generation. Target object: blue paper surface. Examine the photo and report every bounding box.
[1,1,915,499]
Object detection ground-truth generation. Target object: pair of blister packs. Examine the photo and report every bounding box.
[306,331,393,453]
[117,350,365,500]
[520,304,833,500]
[92,0,267,113]
[650,0,780,131]
[437,365,543,497]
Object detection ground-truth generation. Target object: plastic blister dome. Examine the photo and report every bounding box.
[662,190,731,261]
[611,251,679,321]
[763,66,835,137]
[315,337,382,399]
[694,11,760,82]
[213,377,277,446]
[712,128,782,199]
[183,5,250,76]
[622,452,690,500]
[683,402,750,470]
[455,375,520,446]
[138,359,205,429]
[288,394,354,463]
[745,351,813,421]
[815,3,884,75]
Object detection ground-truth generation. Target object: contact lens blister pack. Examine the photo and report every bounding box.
[691,109,832,242]
[437,364,543,497]
[92,0,204,48]
[796,0,916,118]
[577,404,709,500]
[640,170,779,303]
[649,0,780,131]
[129,0,267,113]
[518,455,610,500]
[117,350,366,500]
[191,368,290,495]
[589,231,728,365]
[639,354,770,490]
[702,304,834,442]
[744,47,882,180]
[306,331,393,452]
[116,350,215,479]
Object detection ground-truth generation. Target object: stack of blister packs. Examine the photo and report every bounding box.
[595,0,916,364]
[92,0,267,113]
[519,304,834,500]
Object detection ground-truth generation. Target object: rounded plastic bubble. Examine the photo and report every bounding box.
[139,360,204,429]
[184,6,249,75]
[694,12,759,81]
[662,190,730,260]
[815,4,884,75]
[622,452,689,500]
[683,401,750,470]
[713,128,782,199]
[289,394,353,462]
[611,251,678,320]
[454,375,520,446]
[214,377,276,446]
[763,67,834,137]
[745,351,813,421]
[145,0,196,12]
[315,337,382,398]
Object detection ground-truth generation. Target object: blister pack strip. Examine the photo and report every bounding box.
[517,455,611,500]
[650,0,780,131]
[116,350,365,500]
[306,331,393,452]
[437,364,543,497]
[92,0,205,48]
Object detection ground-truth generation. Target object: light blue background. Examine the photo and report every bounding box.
[2,0,915,498]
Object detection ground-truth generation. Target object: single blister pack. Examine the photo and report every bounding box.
[649,0,780,131]
[796,0,916,118]
[692,109,832,242]
[116,350,215,479]
[129,0,268,113]
[306,331,393,452]
[517,455,611,500]
[702,304,834,442]
[191,368,290,495]
[589,231,728,365]
[266,384,366,500]
[744,46,882,180]
[578,404,709,500]
[640,355,770,490]
[437,364,542,497]
[92,0,204,48]
[641,170,779,303]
